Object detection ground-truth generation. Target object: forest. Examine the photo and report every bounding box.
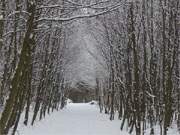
[0,0,179,135]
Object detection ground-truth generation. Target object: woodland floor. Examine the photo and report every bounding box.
[15,102,178,135]
[15,102,130,135]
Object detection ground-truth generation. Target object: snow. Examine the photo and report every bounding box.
[65,98,73,104]
[0,38,3,42]
[16,103,130,135]
[0,15,3,20]
[15,103,179,135]
[88,100,98,105]
[145,124,179,135]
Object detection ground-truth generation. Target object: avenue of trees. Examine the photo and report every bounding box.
[0,0,179,135]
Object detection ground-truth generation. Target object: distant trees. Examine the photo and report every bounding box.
[67,81,95,103]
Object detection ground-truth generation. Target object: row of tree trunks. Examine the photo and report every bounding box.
[93,0,180,135]
[0,1,36,134]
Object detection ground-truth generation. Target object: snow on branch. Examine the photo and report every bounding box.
[2,29,26,38]
[37,3,122,22]
[146,91,156,98]
[64,0,110,7]
[7,11,31,18]
[38,1,117,10]
[37,5,77,10]
[175,76,180,80]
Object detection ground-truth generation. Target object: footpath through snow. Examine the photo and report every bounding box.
[16,103,179,135]
[17,103,129,135]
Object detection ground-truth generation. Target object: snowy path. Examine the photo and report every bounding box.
[17,103,130,135]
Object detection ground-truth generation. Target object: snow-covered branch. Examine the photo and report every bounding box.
[38,3,122,22]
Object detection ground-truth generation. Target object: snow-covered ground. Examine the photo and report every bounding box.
[16,103,179,135]
[16,103,130,135]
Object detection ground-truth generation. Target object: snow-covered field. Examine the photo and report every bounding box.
[15,103,179,135]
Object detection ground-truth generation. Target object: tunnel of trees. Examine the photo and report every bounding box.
[0,0,179,135]
[67,81,95,103]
